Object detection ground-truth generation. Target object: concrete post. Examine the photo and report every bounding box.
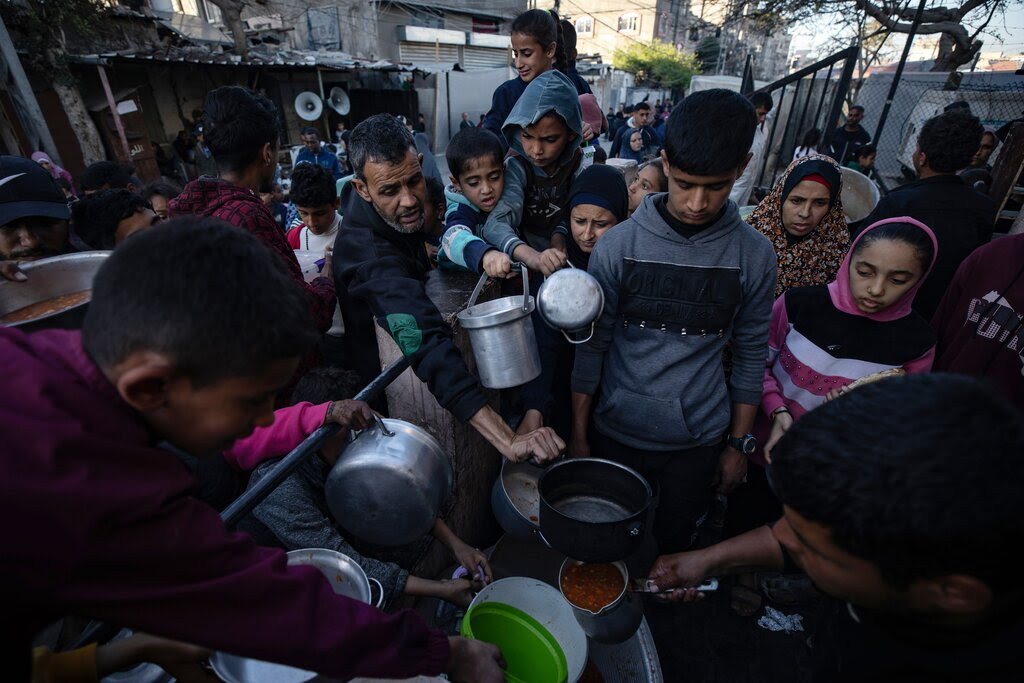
[0,15,62,163]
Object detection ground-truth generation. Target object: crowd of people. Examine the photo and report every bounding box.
[1,6,1022,682]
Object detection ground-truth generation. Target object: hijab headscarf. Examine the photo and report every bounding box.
[828,216,938,322]
[31,152,74,190]
[565,164,628,267]
[748,154,849,297]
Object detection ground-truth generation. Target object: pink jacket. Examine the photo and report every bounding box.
[225,401,330,471]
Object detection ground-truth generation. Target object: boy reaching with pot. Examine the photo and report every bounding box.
[241,366,493,608]
[0,218,503,682]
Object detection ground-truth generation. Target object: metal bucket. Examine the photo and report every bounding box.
[457,263,541,389]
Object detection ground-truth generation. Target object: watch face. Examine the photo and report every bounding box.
[743,438,756,455]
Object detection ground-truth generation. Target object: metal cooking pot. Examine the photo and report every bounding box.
[325,417,452,546]
[286,548,384,607]
[559,559,643,644]
[536,262,604,344]
[538,458,653,563]
[0,252,109,332]
[209,548,380,683]
[490,458,543,540]
[457,263,541,389]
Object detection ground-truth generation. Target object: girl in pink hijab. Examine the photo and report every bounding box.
[31,152,74,192]
[759,216,939,460]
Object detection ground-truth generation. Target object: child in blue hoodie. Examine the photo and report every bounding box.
[438,128,512,276]
[481,69,584,276]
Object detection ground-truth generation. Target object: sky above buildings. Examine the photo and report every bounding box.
[790,2,1024,60]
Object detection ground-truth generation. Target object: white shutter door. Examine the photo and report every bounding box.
[462,46,509,71]
[399,42,459,66]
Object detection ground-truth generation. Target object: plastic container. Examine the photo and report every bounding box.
[461,601,568,683]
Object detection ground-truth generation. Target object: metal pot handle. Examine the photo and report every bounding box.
[367,577,385,608]
[536,528,553,549]
[561,320,597,345]
[372,414,395,438]
[466,262,530,313]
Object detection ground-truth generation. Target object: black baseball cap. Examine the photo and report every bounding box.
[0,155,71,227]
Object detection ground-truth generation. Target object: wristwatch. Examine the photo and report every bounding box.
[727,433,757,455]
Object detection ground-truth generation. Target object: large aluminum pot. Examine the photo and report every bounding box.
[559,559,643,644]
[325,417,452,546]
[209,548,380,683]
[491,458,543,540]
[457,263,541,389]
[0,252,109,332]
[468,577,588,683]
[538,458,653,563]
[536,262,604,344]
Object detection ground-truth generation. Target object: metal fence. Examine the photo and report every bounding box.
[851,72,1024,187]
[741,46,859,194]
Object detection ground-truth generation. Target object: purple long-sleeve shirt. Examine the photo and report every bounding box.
[0,328,449,679]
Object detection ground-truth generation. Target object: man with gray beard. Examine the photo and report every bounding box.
[334,114,563,465]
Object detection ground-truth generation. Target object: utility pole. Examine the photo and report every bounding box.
[873,0,927,146]
[0,15,62,163]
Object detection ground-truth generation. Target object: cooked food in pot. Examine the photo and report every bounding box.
[560,562,624,612]
[0,290,91,324]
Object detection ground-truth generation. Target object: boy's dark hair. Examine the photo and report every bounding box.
[770,374,1024,595]
[446,127,504,181]
[592,146,607,164]
[512,9,568,73]
[72,189,153,250]
[633,101,652,112]
[425,176,445,213]
[289,163,337,208]
[623,104,635,115]
[83,217,318,386]
[202,86,280,173]
[918,109,983,174]
[80,161,135,192]
[664,89,756,175]
[348,114,416,180]
[292,366,361,405]
[800,128,822,148]
[856,144,877,159]
[140,180,182,203]
[850,104,865,114]
[854,220,934,271]
[750,91,774,111]
[301,126,319,137]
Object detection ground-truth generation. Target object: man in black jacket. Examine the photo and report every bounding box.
[860,109,995,319]
[333,114,563,464]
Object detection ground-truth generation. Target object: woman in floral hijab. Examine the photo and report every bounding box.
[747,154,849,298]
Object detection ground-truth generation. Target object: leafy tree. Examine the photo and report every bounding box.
[0,0,110,81]
[613,41,702,90]
[749,0,1017,72]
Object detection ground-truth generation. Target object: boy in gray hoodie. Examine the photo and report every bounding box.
[481,70,584,276]
[571,89,777,556]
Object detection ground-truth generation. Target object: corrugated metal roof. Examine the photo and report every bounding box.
[69,47,420,73]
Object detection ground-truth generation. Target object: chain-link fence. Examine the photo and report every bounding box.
[849,71,1024,189]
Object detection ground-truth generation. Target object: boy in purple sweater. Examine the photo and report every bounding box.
[0,218,502,681]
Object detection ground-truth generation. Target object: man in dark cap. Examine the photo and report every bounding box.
[0,155,75,281]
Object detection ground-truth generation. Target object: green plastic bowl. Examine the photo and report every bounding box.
[461,601,568,683]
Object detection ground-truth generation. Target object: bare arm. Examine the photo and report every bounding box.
[468,404,564,464]
[570,391,593,458]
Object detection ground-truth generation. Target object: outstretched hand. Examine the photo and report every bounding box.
[505,427,564,464]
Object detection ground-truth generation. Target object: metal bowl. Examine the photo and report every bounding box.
[0,252,110,332]
[839,166,880,223]
[537,266,604,334]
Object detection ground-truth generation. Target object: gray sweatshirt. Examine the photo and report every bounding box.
[572,194,777,451]
[247,455,410,605]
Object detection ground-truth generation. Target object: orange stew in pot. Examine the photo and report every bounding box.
[0,290,91,324]
[560,563,624,612]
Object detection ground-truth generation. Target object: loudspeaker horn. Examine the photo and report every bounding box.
[327,87,351,116]
[294,91,323,121]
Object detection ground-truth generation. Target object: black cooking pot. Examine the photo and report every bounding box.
[538,458,653,563]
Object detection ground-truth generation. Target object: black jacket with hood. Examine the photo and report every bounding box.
[332,182,488,422]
